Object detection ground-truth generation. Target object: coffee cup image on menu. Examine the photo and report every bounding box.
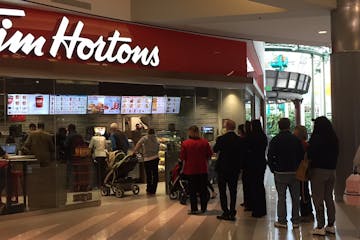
[36,95,44,108]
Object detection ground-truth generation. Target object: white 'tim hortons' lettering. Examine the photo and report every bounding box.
[0,8,160,67]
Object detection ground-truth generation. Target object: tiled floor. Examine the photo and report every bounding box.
[0,170,359,240]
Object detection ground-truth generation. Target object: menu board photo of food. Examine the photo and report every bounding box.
[7,94,50,115]
[87,96,121,114]
[50,95,87,115]
[166,97,181,114]
[151,97,166,114]
[121,96,152,114]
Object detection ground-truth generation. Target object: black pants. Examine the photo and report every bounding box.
[242,169,251,209]
[187,173,209,212]
[300,180,313,217]
[248,167,267,217]
[95,157,107,186]
[217,172,239,216]
[144,158,159,194]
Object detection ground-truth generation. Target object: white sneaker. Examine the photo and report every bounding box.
[311,228,326,236]
[325,226,336,234]
[274,221,287,228]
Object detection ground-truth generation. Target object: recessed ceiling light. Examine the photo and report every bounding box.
[318,30,327,34]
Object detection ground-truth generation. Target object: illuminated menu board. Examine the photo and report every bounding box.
[166,97,181,114]
[121,96,152,114]
[50,95,87,115]
[87,96,121,114]
[7,94,50,115]
[151,97,167,114]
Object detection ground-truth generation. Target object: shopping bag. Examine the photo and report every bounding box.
[343,172,360,206]
[296,153,309,181]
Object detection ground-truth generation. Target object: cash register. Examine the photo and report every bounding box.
[1,144,17,156]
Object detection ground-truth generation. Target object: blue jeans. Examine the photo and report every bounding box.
[274,173,300,224]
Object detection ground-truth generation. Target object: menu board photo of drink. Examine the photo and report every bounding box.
[7,94,50,115]
[87,96,121,114]
[166,97,181,113]
[121,96,152,114]
[151,97,166,114]
[50,95,87,115]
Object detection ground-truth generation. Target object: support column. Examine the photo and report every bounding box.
[292,99,301,126]
[331,0,360,201]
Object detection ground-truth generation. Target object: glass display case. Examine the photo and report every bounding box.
[156,130,181,191]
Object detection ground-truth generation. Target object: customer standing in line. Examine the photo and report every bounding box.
[268,118,304,229]
[63,124,84,189]
[213,119,244,221]
[293,125,314,222]
[180,125,212,214]
[109,123,129,154]
[133,128,160,195]
[89,130,107,187]
[241,120,252,211]
[308,116,339,236]
[23,123,55,167]
[247,119,268,218]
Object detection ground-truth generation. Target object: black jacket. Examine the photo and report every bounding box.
[307,135,338,170]
[267,130,304,173]
[213,131,244,175]
[247,133,268,170]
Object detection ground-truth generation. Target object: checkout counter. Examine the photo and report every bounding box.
[1,154,37,214]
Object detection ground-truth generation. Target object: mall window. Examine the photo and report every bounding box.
[265,44,331,135]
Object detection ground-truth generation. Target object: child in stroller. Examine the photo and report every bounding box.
[101,150,140,198]
[168,161,216,204]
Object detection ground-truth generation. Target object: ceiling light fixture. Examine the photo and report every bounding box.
[318,30,327,34]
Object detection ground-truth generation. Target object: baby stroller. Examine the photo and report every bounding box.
[168,161,189,204]
[101,151,140,198]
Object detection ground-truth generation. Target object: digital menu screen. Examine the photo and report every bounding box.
[151,97,166,114]
[7,94,50,115]
[121,96,152,114]
[50,95,87,115]
[166,97,181,114]
[87,96,121,114]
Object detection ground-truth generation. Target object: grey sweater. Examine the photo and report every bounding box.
[136,134,160,161]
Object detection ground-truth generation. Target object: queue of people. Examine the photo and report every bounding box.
[177,116,342,237]
[267,116,339,236]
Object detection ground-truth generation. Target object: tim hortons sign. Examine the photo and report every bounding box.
[0,7,160,67]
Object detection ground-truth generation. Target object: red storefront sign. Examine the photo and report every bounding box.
[0,4,247,77]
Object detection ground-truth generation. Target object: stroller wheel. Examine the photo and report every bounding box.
[101,186,110,196]
[169,191,178,200]
[114,186,125,198]
[132,185,140,195]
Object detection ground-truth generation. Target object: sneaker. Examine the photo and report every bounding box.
[292,223,299,228]
[274,221,287,229]
[311,227,326,236]
[325,226,336,234]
